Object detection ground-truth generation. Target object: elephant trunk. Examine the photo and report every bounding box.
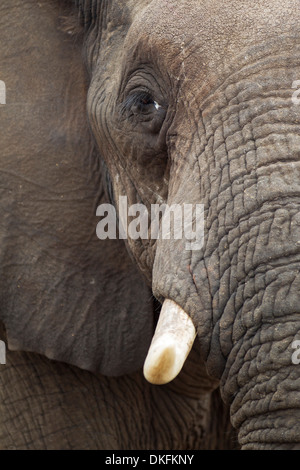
[212,213,300,448]
[152,49,300,448]
[221,314,300,449]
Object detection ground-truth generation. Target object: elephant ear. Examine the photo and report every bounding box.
[0,0,154,375]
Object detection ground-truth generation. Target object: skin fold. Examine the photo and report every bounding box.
[0,0,300,449]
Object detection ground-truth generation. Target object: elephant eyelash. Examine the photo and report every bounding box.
[120,91,158,117]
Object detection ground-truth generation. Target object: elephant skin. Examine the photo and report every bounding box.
[1,0,300,450]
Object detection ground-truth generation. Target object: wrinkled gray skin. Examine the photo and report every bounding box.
[1,0,300,450]
[0,0,235,450]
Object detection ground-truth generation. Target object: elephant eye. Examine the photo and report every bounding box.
[120,91,163,117]
[119,90,166,134]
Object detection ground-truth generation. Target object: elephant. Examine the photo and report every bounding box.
[0,0,235,450]
[1,0,300,450]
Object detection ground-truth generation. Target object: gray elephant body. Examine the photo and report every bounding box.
[1,0,300,450]
[1,334,234,450]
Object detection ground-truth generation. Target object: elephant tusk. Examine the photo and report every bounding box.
[143,299,196,385]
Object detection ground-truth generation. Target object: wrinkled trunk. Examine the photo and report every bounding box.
[222,313,300,449]
[152,44,300,448]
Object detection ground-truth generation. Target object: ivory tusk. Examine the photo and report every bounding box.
[143,299,196,385]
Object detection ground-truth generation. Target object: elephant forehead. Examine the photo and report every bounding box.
[126,0,300,77]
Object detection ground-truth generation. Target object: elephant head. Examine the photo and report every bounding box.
[78,0,300,449]
[1,0,300,450]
